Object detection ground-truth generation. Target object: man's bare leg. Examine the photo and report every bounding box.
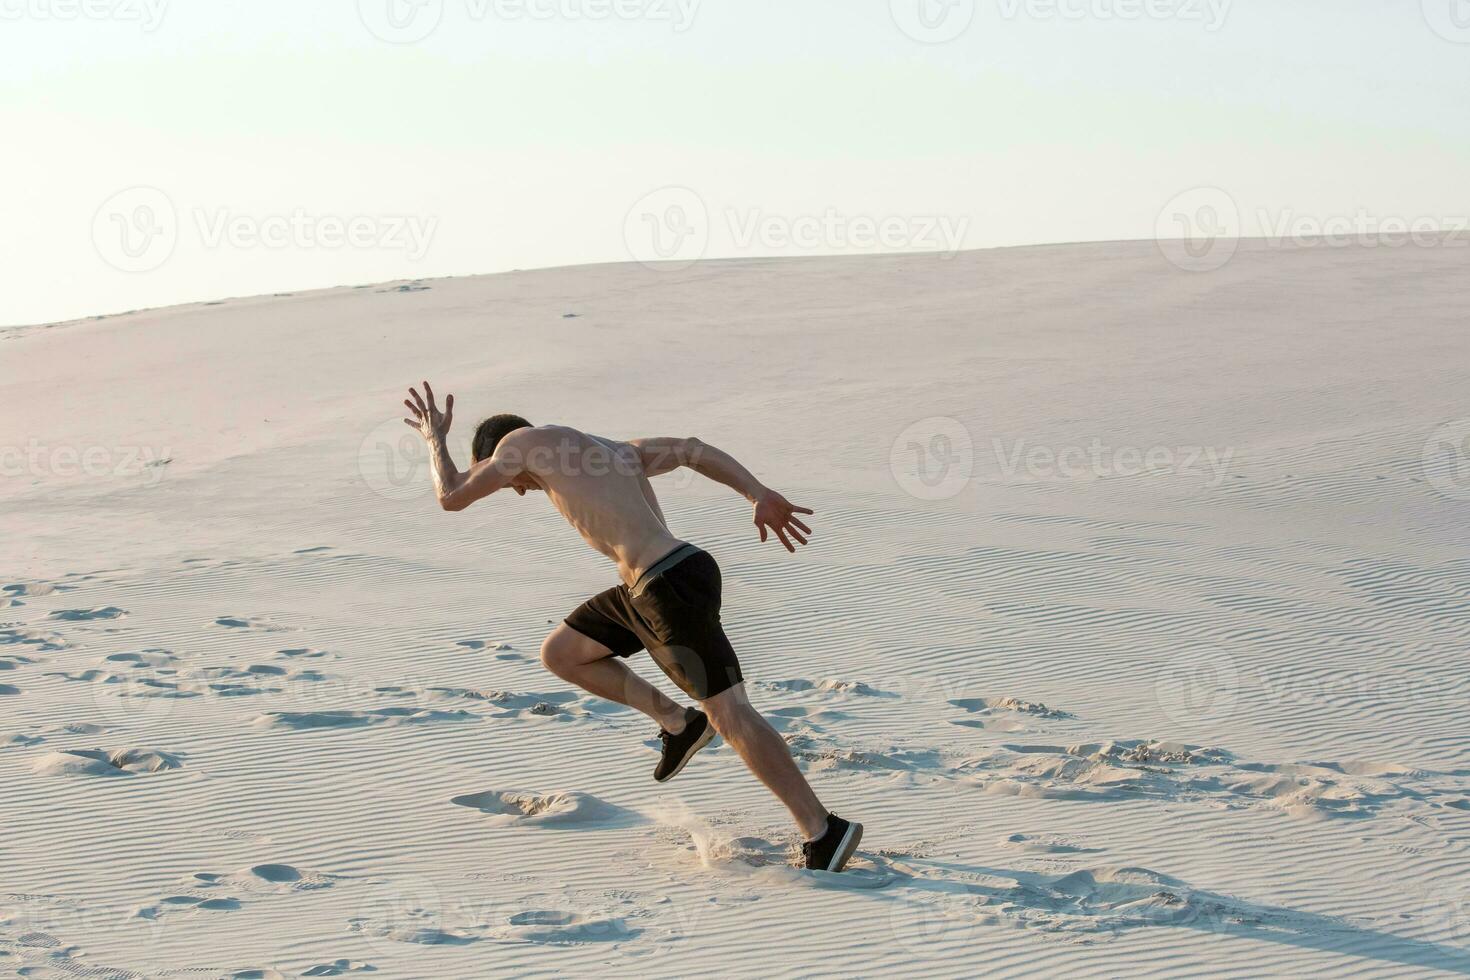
[541,624,688,733]
[700,683,828,841]
[542,628,828,840]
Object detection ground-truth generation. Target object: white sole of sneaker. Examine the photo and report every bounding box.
[826,821,864,872]
[655,722,717,783]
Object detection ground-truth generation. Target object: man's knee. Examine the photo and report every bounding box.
[540,627,588,675]
[701,685,762,738]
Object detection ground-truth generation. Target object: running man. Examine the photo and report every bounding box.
[401,383,863,873]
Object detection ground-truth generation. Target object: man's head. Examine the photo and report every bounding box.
[471,413,532,464]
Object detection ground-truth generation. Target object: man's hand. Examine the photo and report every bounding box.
[403,381,454,442]
[753,489,814,553]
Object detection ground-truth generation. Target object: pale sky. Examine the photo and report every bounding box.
[3,0,1467,326]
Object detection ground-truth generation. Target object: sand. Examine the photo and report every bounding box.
[2,238,1469,977]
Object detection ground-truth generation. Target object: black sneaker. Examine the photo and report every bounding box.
[802,813,863,872]
[654,709,715,783]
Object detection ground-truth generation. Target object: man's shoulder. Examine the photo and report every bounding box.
[501,423,584,449]
[505,426,639,470]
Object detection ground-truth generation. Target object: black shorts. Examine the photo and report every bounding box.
[563,544,744,701]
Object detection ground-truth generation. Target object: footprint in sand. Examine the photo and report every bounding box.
[0,625,67,652]
[496,909,642,945]
[450,790,644,829]
[763,705,851,737]
[426,688,595,722]
[251,707,477,731]
[276,647,333,661]
[102,649,178,669]
[456,639,525,661]
[30,748,182,777]
[213,615,291,631]
[761,678,895,698]
[196,664,290,697]
[138,864,340,921]
[998,833,1103,855]
[193,863,342,894]
[961,739,1432,820]
[298,961,374,977]
[950,697,1073,732]
[4,583,60,597]
[48,606,126,622]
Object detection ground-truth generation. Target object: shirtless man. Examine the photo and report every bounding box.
[402,383,863,873]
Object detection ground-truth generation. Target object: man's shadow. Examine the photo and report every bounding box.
[806,853,1470,974]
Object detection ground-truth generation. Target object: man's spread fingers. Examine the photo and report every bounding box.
[776,527,794,552]
[758,524,768,542]
[403,418,418,428]
[404,399,421,417]
[409,388,427,413]
[790,517,812,535]
[787,526,808,546]
[423,381,437,410]
[793,506,815,515]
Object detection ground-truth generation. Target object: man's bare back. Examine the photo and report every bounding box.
[496,425,685,587]
[400,382,864,873]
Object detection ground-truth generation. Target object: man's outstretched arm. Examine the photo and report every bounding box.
[403,382,519,512]
[630,436,815,552]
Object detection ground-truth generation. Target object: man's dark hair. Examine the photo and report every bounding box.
[472,414,532,463]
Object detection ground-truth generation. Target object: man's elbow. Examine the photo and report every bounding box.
[679,437,706,467]
[438,493,468,513]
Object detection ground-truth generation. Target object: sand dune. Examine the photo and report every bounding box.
[3,240,1469,976]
